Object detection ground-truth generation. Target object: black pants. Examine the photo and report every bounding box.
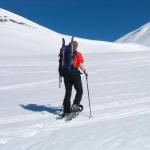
[63,70,83,113]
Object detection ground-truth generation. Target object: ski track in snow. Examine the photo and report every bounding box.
[0,79,58,91]
[1,95,150,126]
[1,97,150,140]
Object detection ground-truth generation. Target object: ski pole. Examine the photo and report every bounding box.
[59,75,62,88]
[85,75,92,118]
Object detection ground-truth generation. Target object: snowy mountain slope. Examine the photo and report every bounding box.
[0,8,149,56]
[116,22,150,47]
[0,8,61,55]
[1,52,150,150]
[1,8,150,150]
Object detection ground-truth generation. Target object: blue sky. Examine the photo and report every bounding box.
[0,0,150,41]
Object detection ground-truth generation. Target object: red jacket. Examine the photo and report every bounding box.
[72,51,84,68]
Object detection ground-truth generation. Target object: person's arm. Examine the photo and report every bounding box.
[79,63,88,76]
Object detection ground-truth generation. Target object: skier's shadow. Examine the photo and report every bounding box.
[20,104,61,115]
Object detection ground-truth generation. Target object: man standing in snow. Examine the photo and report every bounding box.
[59,40,88,118]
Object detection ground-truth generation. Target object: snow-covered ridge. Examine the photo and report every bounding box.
[116,22,150,47]
[0,8,37,29]
[0,8,149,56]
[0,8,61,55]
[0,15,34,28]
[0,8,44,29]
[0,8,59,33]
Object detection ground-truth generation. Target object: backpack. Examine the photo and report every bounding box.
[58,37,75,77]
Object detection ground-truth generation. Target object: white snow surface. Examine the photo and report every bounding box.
[116,22,150,47]
[1,8,150,150]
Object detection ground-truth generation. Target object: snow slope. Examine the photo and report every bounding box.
[1,8,150,150]
[0,8,149,56]
[116,22,150,47]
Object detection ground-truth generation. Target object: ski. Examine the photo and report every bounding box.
[65,112,81,121]
[56,111,82,121]
[56,114,65,120]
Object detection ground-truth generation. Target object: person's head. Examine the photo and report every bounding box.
[69,41,78,51]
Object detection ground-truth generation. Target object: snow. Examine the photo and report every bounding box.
[1,8,150,150]
[116,22,150,47]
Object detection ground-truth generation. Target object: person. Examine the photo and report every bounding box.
[61,40,88,117]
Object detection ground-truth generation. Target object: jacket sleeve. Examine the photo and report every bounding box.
[78,52,84,64]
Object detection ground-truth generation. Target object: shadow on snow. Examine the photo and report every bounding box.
[20,104,61,115]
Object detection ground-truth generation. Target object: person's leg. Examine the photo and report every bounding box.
[73,74,83,106]
[63,76,73,114]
